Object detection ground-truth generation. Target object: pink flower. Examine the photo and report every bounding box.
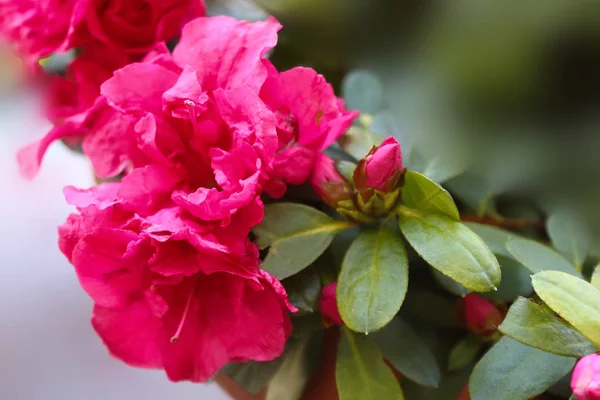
[354,136,403,192]
[0,0,75,67]
[64,0,205,55]
[459,294,504,337]
[310,153,352,209]
[59,187,294,382]
[572,354,600,400]
[45,16,298,383]
[320,282,343,326]
[260,67,358,197]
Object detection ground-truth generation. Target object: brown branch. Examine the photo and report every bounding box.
[460,215,545,230]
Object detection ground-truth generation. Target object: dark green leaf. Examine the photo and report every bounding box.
[432,268,471,297]
[506,237,582,278]
[342,70,384,114]
[266,336,313,400]
[448,336,483,372]
[336,326,404,400]
[469,337,576,400]
[401,170,460,220]
[337,228,408,333]
[462,223,519,259]
[220,358,285,395]
[483,256,532,302]
[282,264,322,314]
[402,366,473,400]
[371,318,440,387]
[498,297,597,357]
[370,111,413,156]
[403,289,461,328]
[547,210,590,269]
[254,203,355,280]
[532,271,600,348]
[398,206,500,292]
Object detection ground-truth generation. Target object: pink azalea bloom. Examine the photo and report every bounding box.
[0,0,75,67]
[60,187,294,382]
[260,67,358,197]
[354,136,403,192]
[319,282,343,326]
[572,354,600,400]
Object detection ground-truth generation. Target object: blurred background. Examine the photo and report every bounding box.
[2,0,600,398]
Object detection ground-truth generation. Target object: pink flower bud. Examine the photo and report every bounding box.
[319,282,343,326]
[460,294,504,336]
[310,153,353,208]
[572,354,600,400]
[354,136,403,192]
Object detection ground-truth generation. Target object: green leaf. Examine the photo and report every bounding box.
[432,268,471,297]
[462,223,519,259]
[336,326,404,400]
[547,210,590,269]
[498,297,597,357]
[254,203,354,280]
[371,318,440,387]
[401,170,460,221]
[483,256,532,302]
[570,396,578,400]
[342,70,384,114]
[370,111,413,157]
[266,337,313,400]
[282,264,322,314]
[409,150,465,184]
[448,336,483,372]
[592,265,600,291]
[469,337,576,400]
[337,228,409,333]
[220,358,284,395]
[397,206,501,292]
[338,126,383,161]
[506,237,582,278]
[532,271,600,348]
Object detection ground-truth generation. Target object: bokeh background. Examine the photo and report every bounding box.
[2,0,600,398]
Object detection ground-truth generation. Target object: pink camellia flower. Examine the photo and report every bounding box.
[65,0,205,55]
[37,15,300,383]
[354,136,403,192]
[459,294,504,337]
[572,354,600,400]
[260,67,358,197]
[320,282,343,327]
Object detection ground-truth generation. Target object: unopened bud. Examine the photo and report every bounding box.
[572,354,600,400]
[459,294,504,337]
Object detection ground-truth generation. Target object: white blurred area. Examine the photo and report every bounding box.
[0,68,227,399]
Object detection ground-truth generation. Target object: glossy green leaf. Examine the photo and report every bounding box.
[506,237,582,278]
[432,268,471,297]
[338,126,383,161]
[547,210,590,269]
[483,256,532,302]
[448,336,483,372]
[592,265,600,291]
[462,223,519,258]
[469,337,576,400]
[337,228,408,333]
[342,70,384,114]
[532,271,600,348]
[371,318,440,387]
[336,326,404,400]
[397,206,500,292]
[254,203,354,280]
[401,170,460,220]
[499,297,597,357]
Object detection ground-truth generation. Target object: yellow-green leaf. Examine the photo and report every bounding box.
[401,171,460,220]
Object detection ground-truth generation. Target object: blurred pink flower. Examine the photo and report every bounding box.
[310,153,352,209]
[460,294,504,337]
[572,354,600,400]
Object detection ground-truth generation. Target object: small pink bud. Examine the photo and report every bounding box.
[460,294,504,336]
[319,282,343,327]
[310,153,353,208]
[354,136,402,192]
[572,354,600,400]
